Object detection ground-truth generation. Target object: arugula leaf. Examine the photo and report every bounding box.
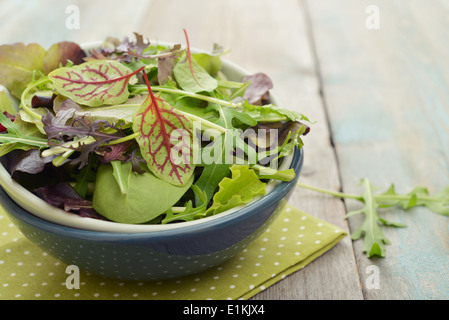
[377,185,449,216]
[111,160,132,195]
[297,179,449,258]
[71,155,98,198]
[161,185,208,223]
[240,100,310,123]
[0,112,48,156]
[206,164,266,216]
[194,163,230,206]
[344,179,405,257]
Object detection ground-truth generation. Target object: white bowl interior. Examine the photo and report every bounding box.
[0,40,292,233]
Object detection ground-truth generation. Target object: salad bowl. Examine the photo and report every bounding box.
[0,35,307,280]
[0,147,302,280]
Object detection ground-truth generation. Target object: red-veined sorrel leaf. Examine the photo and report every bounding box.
[132,71,195,186]
[48,60,144,107]
[173,29,218,93]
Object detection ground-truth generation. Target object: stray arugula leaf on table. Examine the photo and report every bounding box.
[297,179,449,258]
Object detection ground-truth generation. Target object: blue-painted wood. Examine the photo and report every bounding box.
[307,0,449,299]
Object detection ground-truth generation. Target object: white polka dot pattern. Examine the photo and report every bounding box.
[0,205,346,300]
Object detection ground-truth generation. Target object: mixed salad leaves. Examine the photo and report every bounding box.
[0,31,310,224]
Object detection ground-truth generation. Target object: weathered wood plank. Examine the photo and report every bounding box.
[0,0,152,48]
[139,0,362,299]
[307,0,449,299]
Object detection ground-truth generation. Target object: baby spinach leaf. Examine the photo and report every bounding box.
[173,52,218,93]
[92,163,193,224]
[172,30,217,93]
[192,43,223,77]
[206,164,266,216]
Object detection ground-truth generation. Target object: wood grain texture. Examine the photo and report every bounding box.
[307,0,449,299]
[0,0,152,48]
[139,0,363,299]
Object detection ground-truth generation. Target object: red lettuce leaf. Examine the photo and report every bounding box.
[242,72,273,104]
[33,182,106,219]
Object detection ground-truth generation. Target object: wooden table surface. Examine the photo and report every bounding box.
[1,0,448,300]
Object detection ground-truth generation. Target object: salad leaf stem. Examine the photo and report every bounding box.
[175,108,227,133]
[20,77,52,120]
[52,148,74,167]
[229,81,251,101]
[216,79,248,89]
[297,182,449,205]
[103,132,140,146]
[129,84,241,108]
[296,182,362,201]
[252,164,296,181]
[41,136,96,157]
[0,135,49,148]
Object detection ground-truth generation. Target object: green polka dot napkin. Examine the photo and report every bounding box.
[0,204,346,300]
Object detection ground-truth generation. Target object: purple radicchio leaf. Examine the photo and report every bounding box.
[242,72,274,105]
[7,149,55,176]
[42,110,126,168]
[97,140,133,163]
[92,32,150,63]
[33,182,106,220]
[157,44,183,85]
[31,94,57,110]
[42,41,87,74]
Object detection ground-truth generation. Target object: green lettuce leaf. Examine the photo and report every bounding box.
[0,43,46,98]
[206,164,266,216]
[0,86,17,115]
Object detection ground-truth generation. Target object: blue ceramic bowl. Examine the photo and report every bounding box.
[1,148,303,281]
